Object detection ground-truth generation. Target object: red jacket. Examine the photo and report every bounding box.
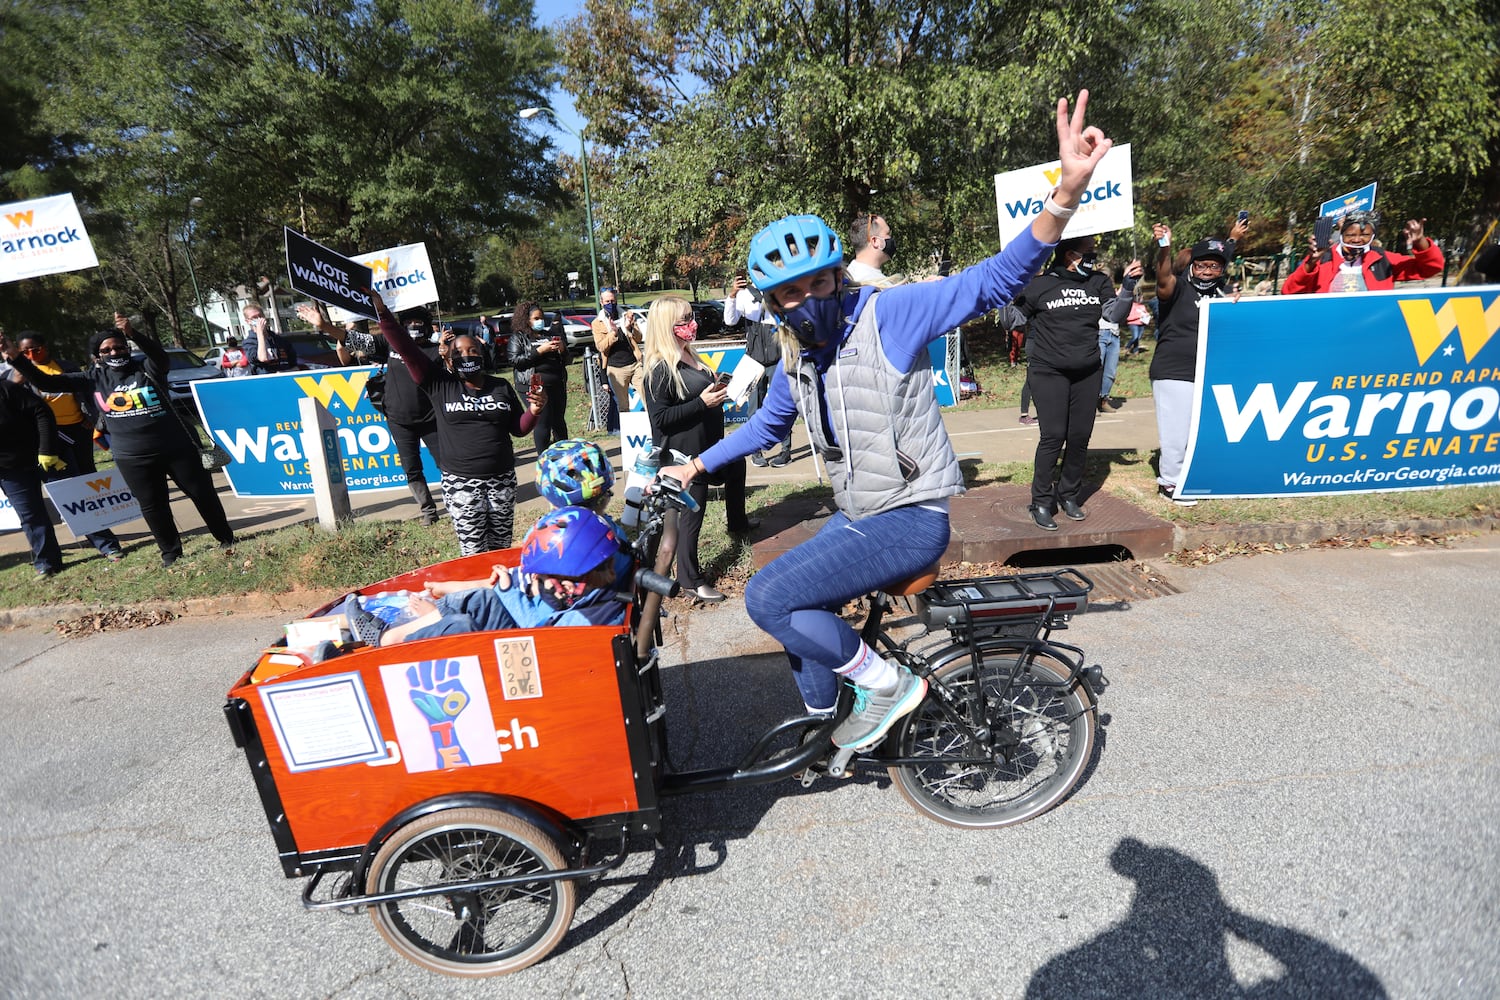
[1282,241,1444,294]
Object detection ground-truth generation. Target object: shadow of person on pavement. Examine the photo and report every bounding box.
[1026,837,1387,999]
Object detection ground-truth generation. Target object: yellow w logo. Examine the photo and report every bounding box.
[1043,167,1062,187]
[86,476,112,492]
[294,371,369,411]
[369,257,391,274]
[4,210,35,228]
[1398,295,1500,364]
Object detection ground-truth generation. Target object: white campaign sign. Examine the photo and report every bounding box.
[327,241,438,319]
[994,143,1134,248]
[0,193,100,284]
[0,490,21,531]
[42,471,142,537]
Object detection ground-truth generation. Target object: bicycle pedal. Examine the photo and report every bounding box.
[825,747,857,778]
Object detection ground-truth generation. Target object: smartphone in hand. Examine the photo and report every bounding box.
[713,371,732,388]
[1313,216,1336,251]
[530,372,543,395]
[1237,210,1250,224]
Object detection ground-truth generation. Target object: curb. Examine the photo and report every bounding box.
[1174,515,1499,550]
[0,589,343,632]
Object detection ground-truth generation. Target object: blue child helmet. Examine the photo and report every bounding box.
[521,506,621,578]
[747,214,844,294]
[536,439,615,507]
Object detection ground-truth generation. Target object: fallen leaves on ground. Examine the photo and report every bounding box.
[1167,530,1467,568]
[55,607,179,637]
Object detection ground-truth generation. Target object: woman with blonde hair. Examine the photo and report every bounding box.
[642,295,756,602]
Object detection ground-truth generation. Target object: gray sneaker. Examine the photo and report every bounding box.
[832,668,929,749]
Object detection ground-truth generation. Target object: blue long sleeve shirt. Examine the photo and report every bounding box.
[699,226,1054,470]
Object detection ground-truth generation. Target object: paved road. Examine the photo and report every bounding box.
[1,540,1497,998]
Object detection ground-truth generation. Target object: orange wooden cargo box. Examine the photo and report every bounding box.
[224,549,662,879]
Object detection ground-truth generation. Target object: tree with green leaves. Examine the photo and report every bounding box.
[3,0,564,343]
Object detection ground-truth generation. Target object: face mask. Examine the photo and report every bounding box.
[879,234,898,259]
[1340,242,1369,263]
[602,302,618,318]
[102,355,132,370]
[455,356,484,377]
[532,319,546,331]
[1189,274,1224,293]
[673,319,698,343]
[781,293,846,349]
[1074,252,1097,276]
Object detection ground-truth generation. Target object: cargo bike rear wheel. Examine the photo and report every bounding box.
[889,649,1096,829]
[365,807,576,976]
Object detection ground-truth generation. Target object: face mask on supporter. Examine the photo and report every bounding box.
[781,293,846,349]
[879,233,898,259]
[1075,252,1097,275]
[532,319,546,331]
[102,355,133,370]
[602,302,618,318]
[455,356,484,377]
[673,319,698,343]
[1340,241,1369,263]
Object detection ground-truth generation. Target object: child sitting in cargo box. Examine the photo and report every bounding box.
[342,506,627,646]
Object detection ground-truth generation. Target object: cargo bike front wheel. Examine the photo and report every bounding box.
[366,807,576,977]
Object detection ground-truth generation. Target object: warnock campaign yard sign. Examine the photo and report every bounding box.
[192,368,438,499]
[284,228,376,321]
[43,472,142,537]
[327,242,438,322]
[1178,285,1500,498]
[994,143,1134,248]
[1320,182,1378,220]
[0,193,100,283]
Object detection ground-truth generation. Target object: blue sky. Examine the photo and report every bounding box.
[530,0,587,141]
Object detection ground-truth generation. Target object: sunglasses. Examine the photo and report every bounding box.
[97,345,131,356]
[20,346,45,356]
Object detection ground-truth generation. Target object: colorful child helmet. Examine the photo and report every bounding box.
[536,439,615,508]
[521,506,620,578]
[746,214,844,293]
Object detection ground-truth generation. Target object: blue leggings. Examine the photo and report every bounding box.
[743,503,950,710]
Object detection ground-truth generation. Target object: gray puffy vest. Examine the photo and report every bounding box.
[786,294,964,520]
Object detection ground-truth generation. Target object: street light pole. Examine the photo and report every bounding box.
[520,106,602,306]
[183,197,213,345]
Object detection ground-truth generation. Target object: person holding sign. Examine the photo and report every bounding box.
[372,290,542,556]
[0,315,235,567]
[1150,226,1238,506]
[15,331,123,561]
[659,91,1113,748]
[1281,211,1443,294]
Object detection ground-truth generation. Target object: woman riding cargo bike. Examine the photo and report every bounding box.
[661,90,1115,750]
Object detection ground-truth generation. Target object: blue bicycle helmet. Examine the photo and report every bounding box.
[521,506,620,578]
[536,439,615,508]
[747,214,844,293]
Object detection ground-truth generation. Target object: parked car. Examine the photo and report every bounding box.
[441,317,509,354]
[689,301,726,340]
[281,332,340,368]
[131,347,224,417]
[203,335,335,369]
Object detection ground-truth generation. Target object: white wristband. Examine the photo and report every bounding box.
[1043,193,1077,219]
